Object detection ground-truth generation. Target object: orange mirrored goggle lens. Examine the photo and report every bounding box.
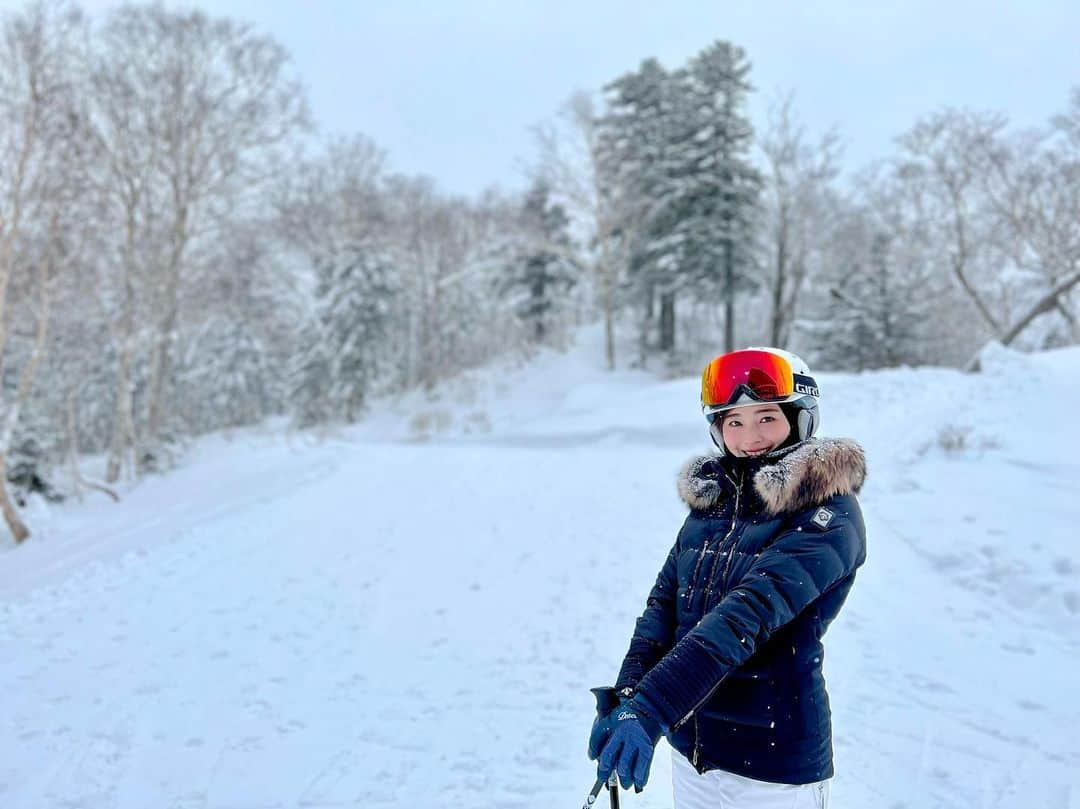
[700,350,795,408]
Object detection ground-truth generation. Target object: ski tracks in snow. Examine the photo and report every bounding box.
[3,422,1079,807]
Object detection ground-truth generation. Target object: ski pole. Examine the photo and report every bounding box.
[581,775,605,808]
[580,773,619,809]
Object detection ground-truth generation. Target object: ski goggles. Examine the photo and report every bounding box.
[701,349,819,417]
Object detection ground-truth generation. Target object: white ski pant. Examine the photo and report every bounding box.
[671,750,830,809]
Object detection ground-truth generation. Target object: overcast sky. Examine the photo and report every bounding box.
[7,0,1080,196]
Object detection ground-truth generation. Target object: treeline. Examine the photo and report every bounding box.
[535,49,1080,375]
[0,1,574,542]
[1,1,1077,541]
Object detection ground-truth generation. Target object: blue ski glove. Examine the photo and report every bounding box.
[591,697,663,792]
[587,686,631,760]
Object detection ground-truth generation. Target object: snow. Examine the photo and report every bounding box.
[2,327,1079,808]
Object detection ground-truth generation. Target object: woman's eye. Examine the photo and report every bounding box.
[726,420,741,428]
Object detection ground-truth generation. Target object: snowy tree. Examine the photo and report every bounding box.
[596,58,675,360]
[0,0,84,541]
[677,41,762,353]
[289,315,333,429]
[893,109,1010,347]
[884,105,1080,366]
[175,316,275,434]
[596,41,761,360]
[271,135,388,261]
[39,294,117,502]
[757,93,842,348]
[203,223,301,420]
[804,185,941,370]
[381,176,518,392]
[820,234,923,369]
[977,97,1080,351]
[85,3,308,479]
[292,244,399,425]
[533,92,629,370]
[497,180,579,345]
[273,139,525,414]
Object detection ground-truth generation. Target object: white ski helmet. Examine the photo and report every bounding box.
[699,346,820,454]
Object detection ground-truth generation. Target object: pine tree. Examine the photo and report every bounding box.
[290,315,335,428]
[498,181,579,345]
[292,243,399,425]
[677,41,762,352]
[7,422,64,506]
[596,43,761,359]
[597,59,678,356]
[176,316,275,433]
[809,230,934,370]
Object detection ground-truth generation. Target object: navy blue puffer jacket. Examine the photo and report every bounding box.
[615,438,867,785]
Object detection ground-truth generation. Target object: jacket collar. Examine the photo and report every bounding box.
[677,438,867,516]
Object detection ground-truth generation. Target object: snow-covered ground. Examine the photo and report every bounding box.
[2,329,1078,808]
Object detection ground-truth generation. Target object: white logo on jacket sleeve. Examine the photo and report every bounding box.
[811,507,835,529]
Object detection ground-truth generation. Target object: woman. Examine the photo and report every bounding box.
[588,347,867,809]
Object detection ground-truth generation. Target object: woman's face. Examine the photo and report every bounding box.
[719,404,792,457]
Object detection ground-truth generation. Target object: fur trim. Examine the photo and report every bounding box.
[677,438,866,516]
[676,455,728,512]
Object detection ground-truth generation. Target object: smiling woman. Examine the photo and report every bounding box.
[588,346,868,809]
[718,404,791,458]
[701,348,822,458]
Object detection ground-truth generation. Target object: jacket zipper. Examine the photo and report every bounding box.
[692,715,700,768]
[684,467,739,610]
[675,468,744,769]
[675,673,728,771]
[672,673,727,732]
[703,467,743,612]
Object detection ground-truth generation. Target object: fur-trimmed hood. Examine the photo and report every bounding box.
[677,438,866,516]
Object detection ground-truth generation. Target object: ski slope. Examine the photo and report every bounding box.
[2,331,1078,808]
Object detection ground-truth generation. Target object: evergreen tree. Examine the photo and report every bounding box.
[498,181,579,345]
[677,41,762,352]
[176,316,275,433]
[7,422,64,506]
[597,59,678,355]
[596,42,761,359]
[292,244,399,425]
[808,230,934,370]
[290,314,334,428]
